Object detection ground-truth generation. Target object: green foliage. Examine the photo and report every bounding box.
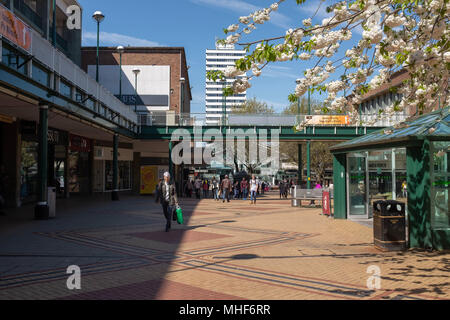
[231,97,275,114]
[206,70,225,82]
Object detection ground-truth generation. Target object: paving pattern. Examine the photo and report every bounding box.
[0,193,449,300]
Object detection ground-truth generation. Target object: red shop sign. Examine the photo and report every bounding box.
[70,134,92,153]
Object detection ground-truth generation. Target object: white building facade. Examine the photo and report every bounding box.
[205,43,247,125]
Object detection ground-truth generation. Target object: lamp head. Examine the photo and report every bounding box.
[92,11,105,23]
[117,46,125,54]
[132,68,141,76]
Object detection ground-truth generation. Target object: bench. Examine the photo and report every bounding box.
[291,189,334,207]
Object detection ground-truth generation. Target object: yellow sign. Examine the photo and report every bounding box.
[0,114,14,124]
[305,115,350,126]
[0,4,32,52]
[140,166,158,195]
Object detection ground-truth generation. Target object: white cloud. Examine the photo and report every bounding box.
[263,65,299,80]
[190,0,291,29]
[83,31,162,47]
[298,0,332,20]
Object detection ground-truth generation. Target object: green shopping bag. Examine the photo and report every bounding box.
[176,206,184,225]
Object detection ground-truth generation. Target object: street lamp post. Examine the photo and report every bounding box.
[52,0,56,47]
[307,86,311,189]
[117,46,125,100]
[132,68,141,113]
[180,77,185,124]
[92,11,105,82]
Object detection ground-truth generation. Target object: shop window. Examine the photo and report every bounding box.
[431,141,450,229]
[32,62,49,86]
[60,79,72,98]
[75,89,85,104]
[105,160,132,191]
[1,43,28,75]
[98,104,106,117]
[86,98,95,111]
[20,140,38,204]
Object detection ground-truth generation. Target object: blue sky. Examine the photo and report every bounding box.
[80,0,349,113]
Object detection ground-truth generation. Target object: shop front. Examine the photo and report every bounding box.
[346,148,408,220]
[68,134,92,194]
[331,108,450,250]
[93,146,133,193]
[20,122,68,204]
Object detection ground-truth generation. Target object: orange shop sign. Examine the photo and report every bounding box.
[305,115,350,126]
[0,4,32,52]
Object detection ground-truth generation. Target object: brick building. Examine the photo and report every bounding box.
[352,69,446,126]
[81,47,192,125]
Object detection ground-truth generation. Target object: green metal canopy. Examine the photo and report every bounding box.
[331,107,450,153]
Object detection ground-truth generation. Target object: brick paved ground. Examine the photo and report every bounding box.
[0,192,449,300]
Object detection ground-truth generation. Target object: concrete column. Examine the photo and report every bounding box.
[34,105,49,220]
[111,134,119,201]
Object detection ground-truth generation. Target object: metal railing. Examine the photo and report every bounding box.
[30,29,137,125]
[138,112,403,127]
[360,113,408,127]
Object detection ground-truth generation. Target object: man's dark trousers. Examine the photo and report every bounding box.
[162,200,174,230]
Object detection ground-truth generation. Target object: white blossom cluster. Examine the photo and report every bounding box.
[232,78,252,93]
[217,0,450,121]
[225,1,285,45]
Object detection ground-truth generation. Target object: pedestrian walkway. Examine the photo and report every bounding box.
[0,192,448,300]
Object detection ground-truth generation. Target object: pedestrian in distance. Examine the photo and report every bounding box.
[211,177,219,201]
[155,172,179,232]
[250,175,258,204]
[220,175,232,203]
[241,178,248,201]
[233,180,240,199]
[203,179,209,198]
[194,178,202,199]
[279,180,285,199]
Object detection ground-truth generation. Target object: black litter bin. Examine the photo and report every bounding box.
[373,200,406,251]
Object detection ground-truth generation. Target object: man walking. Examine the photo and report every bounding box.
[211,177,219,201]
[220,175,232,203]
[155,172,179,232]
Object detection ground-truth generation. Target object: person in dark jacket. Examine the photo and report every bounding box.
[220,175,232,203]
[155,172,179,232]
